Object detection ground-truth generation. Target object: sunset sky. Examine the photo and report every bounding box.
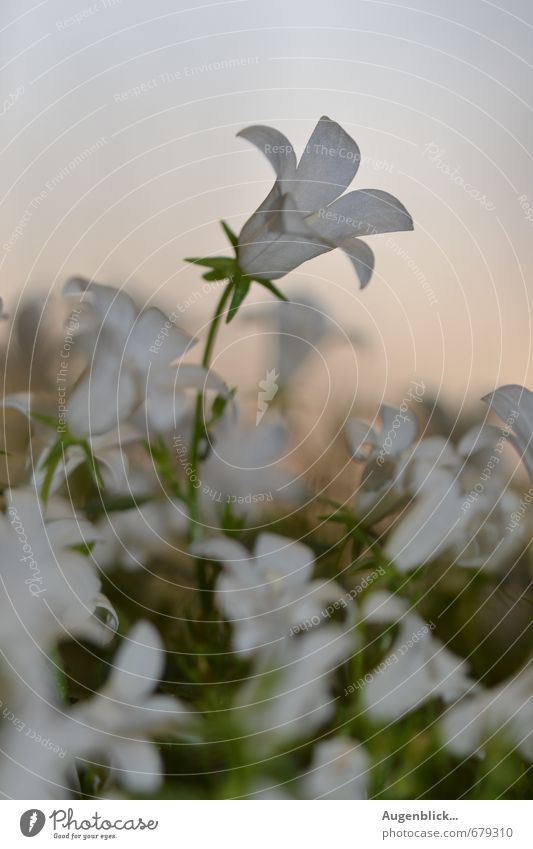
[1,0,532,413]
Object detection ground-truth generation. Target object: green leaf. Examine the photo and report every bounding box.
[221,500,246,535]
[39,439,68,502]
[208,388,236,427]
[30,411,61,429]
[226,279,251,323]
[221,220,239,250]
[143,435,182,498]
[256,278,289,302]
[201,268,232,283]
[70,540,96,556]
[85,493,151,518]
[184,257,235,272]
[80,440,105,490]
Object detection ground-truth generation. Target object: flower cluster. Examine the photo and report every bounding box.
[0,118,530,801]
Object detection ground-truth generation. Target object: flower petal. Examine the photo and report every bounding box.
[191,536,249,564]
[63,278,136,337]
[68,357,137,437]
[111,739,163,793]
[338,237,375,289]
[238,193,330,279]
[379,404,418,456]
[312,189,413,240]
[292,116,360,211]
[237,125,297,184]
[385,470,462,571]
[143,365,225,433]
[126,307,196,370]
[253,532,315,587]
[105,621,164,701]
[345,419,378,460]
[482,384,533,481]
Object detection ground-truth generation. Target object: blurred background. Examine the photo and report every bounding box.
[0,0,532,419]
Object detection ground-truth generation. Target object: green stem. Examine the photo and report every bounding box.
[188,281,234,548]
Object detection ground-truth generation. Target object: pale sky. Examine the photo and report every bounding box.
[1,0,532,415]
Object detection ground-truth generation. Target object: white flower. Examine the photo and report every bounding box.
[301,737,370,799]
[0,487,114,657]
[236,626,352,753]
[193,533,354,755]
[0,622,188,798]
[63,278,225,437]
[197,411,302,520]
[359,592,472,721]
[237,116,413,286]
[68,621,189,793]
[441,663,533,760]
[0,487,117,799]
[348,409,522,572]
[92,498,189,571]
[2,391,147,495]
[242,292,363,391]
[0,695,71,799]
[384,435,527,572]
[347,403,418,464]
[482,384,533,481]
[346,404,419,524]
[192,533,350,657]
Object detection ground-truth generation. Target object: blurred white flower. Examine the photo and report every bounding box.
[92,498,188,571]
[242,292,364,392]
[347,403,418,463]
[441,663,533,760]
[197,411,301,520]
[237,116,413,286]
[0,488,113,657]
[237,626,352,753]
[69,621,189,793]
[0,621,187,798]
[301,737,369,799]
[63,279,225,437]
[358,591,472,721]
[347,406,429,526]
[2,394,141,494]
[482,384,533,481]
[384,432,527,573]
[193,533,349,656]
[0,487,117,798]
[348,407,523,572]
